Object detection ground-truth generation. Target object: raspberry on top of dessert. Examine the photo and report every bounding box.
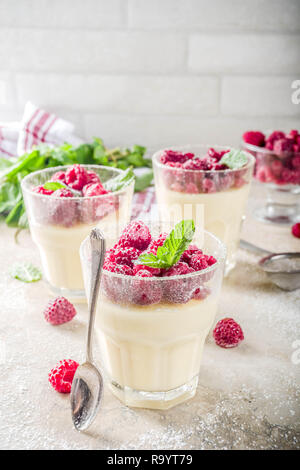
[31,164,128,227]
[157,148,249,193]
[242,129,300,186]
[102,219,217,306]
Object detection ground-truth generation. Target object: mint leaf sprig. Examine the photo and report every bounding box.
[219,149,247,170]
[137,220,195,270]
[10,262,42,282]
[104,167,135,192]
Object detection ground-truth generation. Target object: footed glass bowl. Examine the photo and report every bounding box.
[242,141,300,225]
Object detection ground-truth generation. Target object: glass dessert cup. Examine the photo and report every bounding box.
[80,226,226,410]
[153,145,254,275]
[242,142,300,225]
[22,165,134,299]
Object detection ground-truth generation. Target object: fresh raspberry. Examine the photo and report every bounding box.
[160,150,192,165]
[52,188,74,198]
[185,182,199,193]
[44,296,77,325]
[273,138,294,158]
[213,318,244,349]
[206,255,217,266]
[281,168,294,184]
[134,269,153,278]
[202,178,216,193]
[165,161,183,168]
[148,232,168,255]
[129,278,162,305]
[270,159,283,176]
[291,223,300,238]
[82,183,108,197]
[86,170,100,185]
[104,249,116,263]
[121,221,152,251]
[114,246,141,267]
[287,129,299,142]
[33,185,54,196]
[190,253,209,271]
[255,165,274,183]
[162,263,195,304]
[48,359,79,394]
[193,285,210,300]
[163,262,194,277]
[133,264,161,276]
[265,131,285,150]
[51,171,66,184]
[180,245,202,264]
[242,131,265,147]
[65,164,88,190]
[182,159,205,171]
[207,148,229,161]
[292,155,300,169]
[234,175,247,188]
[103,261,133,275]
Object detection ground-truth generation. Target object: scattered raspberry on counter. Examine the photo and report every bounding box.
[44,296,77,325]
[48,359,79,393]
[213,318,244,349]
[291,223,300,239]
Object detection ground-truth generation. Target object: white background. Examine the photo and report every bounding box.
[0,0,300,148]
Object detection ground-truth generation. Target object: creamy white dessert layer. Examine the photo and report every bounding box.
[31,208,122,291]
[156,183,251,269]
[96,296,218,393]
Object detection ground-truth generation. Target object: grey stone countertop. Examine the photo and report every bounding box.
[0,184,299,450]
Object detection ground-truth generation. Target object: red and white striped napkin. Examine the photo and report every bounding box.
[0,101,82,158]
[17,101,82,155]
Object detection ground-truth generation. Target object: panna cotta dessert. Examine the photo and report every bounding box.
[22,164,134,298]
[153,146,254,273]
[80,220,226,409]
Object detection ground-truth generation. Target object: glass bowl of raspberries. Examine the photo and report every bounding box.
[21,164,134,299]
[152,145,254,274]
[242,129,300,224]
[80,219,226,409]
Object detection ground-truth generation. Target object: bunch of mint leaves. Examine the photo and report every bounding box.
[137,220,195,269]
[0,138,153,229]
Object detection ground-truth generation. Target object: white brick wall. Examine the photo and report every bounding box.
[0,0,299,149]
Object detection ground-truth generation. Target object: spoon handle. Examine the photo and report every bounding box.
[87,228,106,364]
[239,239,272,256]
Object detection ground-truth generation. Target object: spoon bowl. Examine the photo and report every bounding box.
[71,362,103,431]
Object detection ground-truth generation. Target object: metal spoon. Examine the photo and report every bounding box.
[70,228,106,431]
[240,239,300,291]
